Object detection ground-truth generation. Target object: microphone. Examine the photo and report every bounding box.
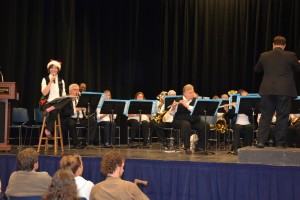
[0,66,4,82]
[52,75,56,84]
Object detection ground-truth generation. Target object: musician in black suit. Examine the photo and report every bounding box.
[170,84,210,154]
[254,36,300,148]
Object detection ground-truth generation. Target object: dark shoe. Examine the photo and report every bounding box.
[227,150,238,155]
[194,148,203,152]
[130,143,138,148]
[174,145,180,152]
[162,145,169,150]
[104,144,111,148]
[185,149,192,154]
[257,143,265,148]
[143,143,150,149]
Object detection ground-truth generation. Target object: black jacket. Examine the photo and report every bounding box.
[254,47,300,97]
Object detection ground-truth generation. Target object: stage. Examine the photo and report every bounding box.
[1,144,300,200]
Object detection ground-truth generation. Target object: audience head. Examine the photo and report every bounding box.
[182,84,195,100]
[43,169,78,200]
[47,59,61,74]
[60,155,83,177]
[79,83,87,93]
[17,148,39,171]
[104,90,112,100]
[101,151,125,178]
[167,90,176,96]
[135,92,145,100]
[69,84,80,96]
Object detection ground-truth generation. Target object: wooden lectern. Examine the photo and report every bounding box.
[0,82,17,151]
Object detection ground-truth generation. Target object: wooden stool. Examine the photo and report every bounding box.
[37,113,64,153]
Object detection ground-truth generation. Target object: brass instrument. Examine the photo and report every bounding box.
[291,117,299,126]
[153,109,167,123]
[215,116,228,134]
[154,91,168,123]
[228,90,237,96]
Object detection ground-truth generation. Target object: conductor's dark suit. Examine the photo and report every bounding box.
[254,47,300,146]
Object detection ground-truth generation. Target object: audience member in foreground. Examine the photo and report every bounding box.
[60,154,94,200]
[90,151,149,200]
[43,169,79,200]
[5,148,52,197]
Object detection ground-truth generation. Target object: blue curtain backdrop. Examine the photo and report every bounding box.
[1,154,300,200]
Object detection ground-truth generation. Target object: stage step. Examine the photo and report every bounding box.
[238,146,300,166]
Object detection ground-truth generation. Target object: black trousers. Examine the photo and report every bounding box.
[172,118,210,149]
[257,95,291,146]
[232,124,253,151]
[42,98,72,133]
[98,121,116,145]
[287,121,300,148]
[63,117,98,145]
[127,119,149,144]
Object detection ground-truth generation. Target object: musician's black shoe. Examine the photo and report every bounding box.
[185,149,192,154]
[143,143,150,149]
[257,143,265,148]
[129,142,138,148]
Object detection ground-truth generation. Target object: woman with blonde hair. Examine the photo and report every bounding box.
[60,154,94,200]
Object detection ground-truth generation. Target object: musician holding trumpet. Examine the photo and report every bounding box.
[170,84,210,154]
[63,83,98,149]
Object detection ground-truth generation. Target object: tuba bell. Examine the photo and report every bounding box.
[215,117,228,134]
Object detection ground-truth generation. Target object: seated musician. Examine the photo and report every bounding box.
[257,112,276,146]
[227,89,256,155]
[287,114,300,148]
[62,83,98,148]
[127,92,151,148]
[96,90,117,148]
[151,90,178,150]
[170,84,210,154]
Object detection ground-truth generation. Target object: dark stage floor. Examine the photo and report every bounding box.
[1,143,239,164]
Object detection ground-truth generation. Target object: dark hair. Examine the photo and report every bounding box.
[60,155,82,175]
[101,151,125,176]
[43,169,78,200]
[17,148,38,171]
[273,36,286,46]
[134,92,145,99]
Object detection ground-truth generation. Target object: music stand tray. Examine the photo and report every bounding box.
[126,100,157,115]
[217,98,229,114]
[235,96,261,115]
[291,96,300,114]
[164,95,183,110]
[191,99,221,155]
[76,92,104,114]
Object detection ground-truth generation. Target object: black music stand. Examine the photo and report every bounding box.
[191,99,221,155]
[235,96,261,146]
[291,97,300,114]
[76,92,103,146]
[127,100,155,148]
[100,100,127,147]
[164,95,182,110]
[218,99,229,113]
